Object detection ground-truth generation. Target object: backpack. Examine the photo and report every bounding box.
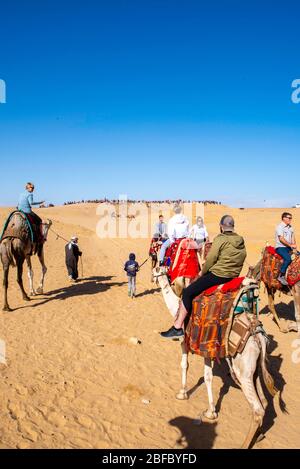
[126,260,137,274]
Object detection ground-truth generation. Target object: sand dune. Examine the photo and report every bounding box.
[0,204,299,449]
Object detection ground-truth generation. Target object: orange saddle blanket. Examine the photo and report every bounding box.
[185,278,245,359]
[261,246,300,289]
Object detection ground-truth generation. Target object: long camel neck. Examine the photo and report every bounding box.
[157,273,180,318]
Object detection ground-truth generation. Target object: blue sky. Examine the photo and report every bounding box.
[0,0,299,207]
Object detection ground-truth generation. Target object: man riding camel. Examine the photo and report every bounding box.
[18,182,45,242]
[159,204,190,266]
[275,212,298,286]
[160,215,246,339]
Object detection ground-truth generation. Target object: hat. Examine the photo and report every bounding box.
[220,215,235,231]
[71,236,78,241]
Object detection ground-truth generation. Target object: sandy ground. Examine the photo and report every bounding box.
[0,203,299,449]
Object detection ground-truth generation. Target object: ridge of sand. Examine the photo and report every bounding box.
[0,204,299,449]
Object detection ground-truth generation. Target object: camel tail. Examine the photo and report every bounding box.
[258,334,278,397]
[0,238,16,268]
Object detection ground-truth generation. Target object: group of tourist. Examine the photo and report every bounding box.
[16,183,298,307]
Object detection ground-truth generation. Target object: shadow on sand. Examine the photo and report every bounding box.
[134,288,161,298]
[10,276,127,311]
[169,416,217,449]
[260,300,295,321]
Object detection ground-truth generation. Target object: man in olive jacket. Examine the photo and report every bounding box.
[161,215,246,339]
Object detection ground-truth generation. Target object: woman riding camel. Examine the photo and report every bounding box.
[18,182,45,242]
[160,215,247,339]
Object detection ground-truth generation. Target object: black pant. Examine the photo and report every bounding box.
[182,272,232,318]
[29,211,42,225]
[66,263,79,280]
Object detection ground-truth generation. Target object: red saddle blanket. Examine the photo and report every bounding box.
[261,246,300,289]
[166,239,200,283]
[185,279,243,359]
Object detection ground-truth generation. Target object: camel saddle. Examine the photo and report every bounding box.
[260,246,300,289]
[185,278,261,359]
[168,238,200,283]
[0,210,36,243]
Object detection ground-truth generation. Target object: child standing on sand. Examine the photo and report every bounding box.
[124,253,139,298]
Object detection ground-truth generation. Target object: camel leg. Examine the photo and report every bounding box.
[288,285,300,333]
[233,338,265,449]
[26,256,36,296]
[201,358,218,421]
[17,258,30,302]
[267,288,288,333]
[36,248,47,294]
[2,265,11,312]
[176,340,189,400]
[255,375,268,410]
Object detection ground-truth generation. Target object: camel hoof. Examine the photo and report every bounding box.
[278,319,289,333]
[3,306,12,312]
[23,296,31,302]
[287,321,298,333]
[200,410,218,423]
[176,390,188,400]
[36,287,43,295]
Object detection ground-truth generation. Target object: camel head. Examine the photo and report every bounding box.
[152,265,167,286]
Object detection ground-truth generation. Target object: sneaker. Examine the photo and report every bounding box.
[160,326,184,339]
[278,275,288,286]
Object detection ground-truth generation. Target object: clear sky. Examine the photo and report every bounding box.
[0,0,299,207]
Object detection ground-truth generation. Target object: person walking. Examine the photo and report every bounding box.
[65,236,82,282]
[124,253,139,298]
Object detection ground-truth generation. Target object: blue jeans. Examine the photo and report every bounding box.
[159,239,171,263]
[276,247,292,274]
[128,276,136,296]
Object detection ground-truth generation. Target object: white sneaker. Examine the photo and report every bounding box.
[278,275,288,286]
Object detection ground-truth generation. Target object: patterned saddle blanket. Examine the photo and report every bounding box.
[0,211,36,243]
[185,278,261,359]
[260,246,300,289]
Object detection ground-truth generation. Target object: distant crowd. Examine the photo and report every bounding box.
[63,199,222,206]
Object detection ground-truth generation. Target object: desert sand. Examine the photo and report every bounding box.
[0,203,299,449]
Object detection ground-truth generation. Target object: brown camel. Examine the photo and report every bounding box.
[251,259,300,334]
[0,212,52,311]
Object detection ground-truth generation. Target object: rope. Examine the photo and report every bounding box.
[49,227,69,243]
[139,256,150,269]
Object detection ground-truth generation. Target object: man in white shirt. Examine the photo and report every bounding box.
[189,216,209,247]
[159,206,189,265]
[275,212,297,286]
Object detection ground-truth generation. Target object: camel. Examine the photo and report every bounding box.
[153,266,278,449]
[251,258,300,334]
[0,212,52,311]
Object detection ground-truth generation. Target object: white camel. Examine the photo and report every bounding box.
[153,266,278,449]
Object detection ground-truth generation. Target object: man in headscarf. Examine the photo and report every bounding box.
[65,236,82,282]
